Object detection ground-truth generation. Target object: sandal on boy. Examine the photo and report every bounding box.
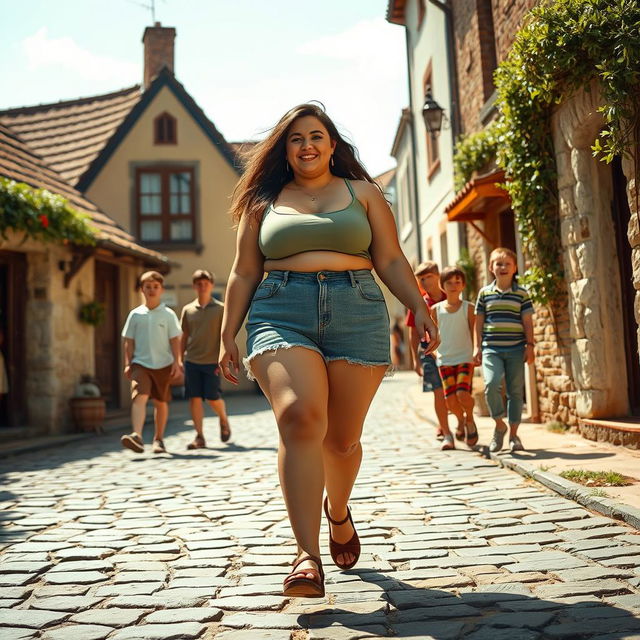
[454,425,466,441]
[465,421,479,448]
[220,419,231,443]
[282,553,325,598]
[187,434,206,450]
[324,496,361,570]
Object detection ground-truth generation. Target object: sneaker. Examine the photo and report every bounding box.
[489,428,507,453]
[441,434,455,451]
[509,435,525,452]
[152,439,166,454]
[187,435,206,450]
[121,432,144,453]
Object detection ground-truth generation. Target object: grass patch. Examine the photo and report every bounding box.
[589,489,611,498]
[559,469,632,487]
[546,421,569,433]
[538,464,552,472]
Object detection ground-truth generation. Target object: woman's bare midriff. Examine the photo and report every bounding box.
[263,250,373,273]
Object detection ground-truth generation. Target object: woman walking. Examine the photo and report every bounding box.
[219,103,438,597]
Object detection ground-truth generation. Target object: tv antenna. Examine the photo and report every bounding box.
[127,0,163,23]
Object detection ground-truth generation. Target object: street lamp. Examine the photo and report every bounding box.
[422,91,445,135]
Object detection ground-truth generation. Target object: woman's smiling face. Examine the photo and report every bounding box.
[285,116,336,177]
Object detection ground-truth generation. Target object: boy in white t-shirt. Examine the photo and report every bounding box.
[120,271,182,454]
[432,266,477,450]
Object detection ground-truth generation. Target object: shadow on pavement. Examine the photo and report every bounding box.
[512,449,617,462]
[301,568,640,638]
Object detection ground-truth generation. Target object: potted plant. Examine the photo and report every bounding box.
[79,301,106,327]
[69,375,105,432]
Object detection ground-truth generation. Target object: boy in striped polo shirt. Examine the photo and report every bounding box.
[474,248,534,453]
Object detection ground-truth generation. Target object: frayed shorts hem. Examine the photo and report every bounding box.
[243,343,393,381]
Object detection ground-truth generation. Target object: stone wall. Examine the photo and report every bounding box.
[623,152,640,351]
[25,246,95,434]
[491,0,538,63]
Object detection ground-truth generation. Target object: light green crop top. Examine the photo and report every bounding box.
[258,178,372,261]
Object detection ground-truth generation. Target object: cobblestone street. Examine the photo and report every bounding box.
[1,372,640,639]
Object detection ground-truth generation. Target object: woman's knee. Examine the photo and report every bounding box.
[324,436,360,458]
[277,401,325,443]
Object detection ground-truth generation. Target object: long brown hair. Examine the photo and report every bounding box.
[230,103,378,224]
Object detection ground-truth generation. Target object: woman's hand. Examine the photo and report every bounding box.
[414,306,439,355]
[219,337,240,385]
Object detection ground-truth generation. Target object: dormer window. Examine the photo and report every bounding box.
[154,112,177,145]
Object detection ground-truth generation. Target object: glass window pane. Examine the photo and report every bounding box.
[181,194,190,213]
[140,173,161,194]
[141,195,161,215]
[170,172,190,194]
[170,220,193,241]
[141,220,162,242]
[170,194,179,215]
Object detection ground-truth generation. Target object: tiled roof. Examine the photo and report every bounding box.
[386,0,407,24]
[374,167,396,190]
[0,86,142,186]
[0,122,167,265]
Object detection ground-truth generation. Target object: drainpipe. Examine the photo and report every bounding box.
[403,27,423,263]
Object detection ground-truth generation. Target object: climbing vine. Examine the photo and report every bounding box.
[453,0,640,304]
[453,120,500,192]
[0,178,96,246]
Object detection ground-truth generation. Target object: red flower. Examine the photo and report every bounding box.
[39,214,49,228]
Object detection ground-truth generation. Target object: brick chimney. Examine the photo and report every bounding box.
[142,22,176,90]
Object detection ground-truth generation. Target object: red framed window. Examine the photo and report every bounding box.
[154,112,177,145]
[136,167,195,244]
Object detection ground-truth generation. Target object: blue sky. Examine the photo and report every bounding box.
[0,0,407,176]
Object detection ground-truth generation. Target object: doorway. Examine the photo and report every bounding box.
[611,156,640,415]
[0,251,27,427]
[94,261,120,408]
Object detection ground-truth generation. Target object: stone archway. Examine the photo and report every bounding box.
[552,84,639,418]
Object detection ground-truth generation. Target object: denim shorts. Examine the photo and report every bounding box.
[184,361,222,400]
[420,353,443,392]
[244,270,391,378]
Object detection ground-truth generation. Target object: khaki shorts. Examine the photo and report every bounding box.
[130,364,172,402]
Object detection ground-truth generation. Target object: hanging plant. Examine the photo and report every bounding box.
[0,178,97,246]
[453,0,640,305]
[79,301,106,327]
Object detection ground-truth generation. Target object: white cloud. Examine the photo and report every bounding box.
[22,27,138,84]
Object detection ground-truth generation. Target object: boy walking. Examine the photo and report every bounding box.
[474,248,535,452]
[180,270,231,448]
[405,261,452,447]
[121,271,183,454]
[432,267,477,450]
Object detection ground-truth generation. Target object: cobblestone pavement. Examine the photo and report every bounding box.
[1,372,640,639]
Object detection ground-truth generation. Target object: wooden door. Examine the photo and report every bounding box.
[0,251,27,427]
[94,261,120,408]
[611,157,640,415]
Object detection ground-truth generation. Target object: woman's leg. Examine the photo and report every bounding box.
[323,361,386,567]
[250,347,329,577]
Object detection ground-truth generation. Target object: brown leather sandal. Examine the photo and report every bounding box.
[282,553,325,598]
[324,496,361,570]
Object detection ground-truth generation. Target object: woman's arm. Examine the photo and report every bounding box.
[360,182,439,353]
[219,214,265,383]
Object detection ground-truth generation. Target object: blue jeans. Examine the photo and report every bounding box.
[482,347,525,424]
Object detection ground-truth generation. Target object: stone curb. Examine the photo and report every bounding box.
[485,447,640,530]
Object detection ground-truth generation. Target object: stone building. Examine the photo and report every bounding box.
[444,0,639,433]
[0,124,168,434]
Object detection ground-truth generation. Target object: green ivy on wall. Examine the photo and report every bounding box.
[0,178,97,246]
[453,0,640,305]
[453,120,500,192]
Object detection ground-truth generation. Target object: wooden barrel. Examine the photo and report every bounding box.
[69,397,106,432]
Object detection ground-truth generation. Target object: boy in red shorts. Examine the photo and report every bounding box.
[432,266,477,449]
[120,271,182,454]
